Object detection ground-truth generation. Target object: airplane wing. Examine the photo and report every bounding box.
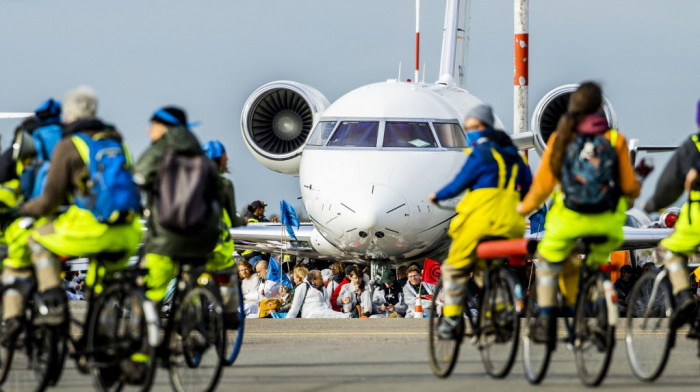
[231,222,344,261]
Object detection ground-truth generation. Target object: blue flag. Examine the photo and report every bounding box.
[280,200,300,240]
[266,255,292,287]
[529,204,548,234]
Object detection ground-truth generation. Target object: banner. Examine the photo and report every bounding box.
[266,255,292,287]
[422,258,441,285]
[280,200,300,240]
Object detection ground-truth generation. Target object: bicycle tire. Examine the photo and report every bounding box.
[573,273,615,386]
[47,305,70,386]
[223,281,245,366]
[0,306,15,386]
[624,271,675,382]
[522,279,553,384]
[87,285,158,392]
[427,279,463,378]
[479,268,520,378]
[169,285,225,392]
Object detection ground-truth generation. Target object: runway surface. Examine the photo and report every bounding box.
[2,315,699,392]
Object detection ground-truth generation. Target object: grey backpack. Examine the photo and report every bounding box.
[155,147,217,232]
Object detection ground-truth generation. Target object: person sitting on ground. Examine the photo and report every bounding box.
[255,258,280,299]
[321,268,333,297]
[396,265,408,288]
[330,264,356,311]
[238,260,261,318]
[371,269,407,318]
[274,265,309,317]
[338,267,372,318]
[403,265,435,318]
[614,264,637,314]
[327,261,345,300]
[286,270,350,318]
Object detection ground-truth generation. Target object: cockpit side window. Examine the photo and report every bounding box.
[434,122,467,148]
[383,122,437,148]
[307,121,337,146]
[327,121,379,147]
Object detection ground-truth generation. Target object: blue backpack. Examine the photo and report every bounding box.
[19,123,63,200]
[561,130,620,213]
[72,132,141,223]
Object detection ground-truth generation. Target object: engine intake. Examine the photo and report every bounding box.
[241,81,329,174]
[531,84,617,155]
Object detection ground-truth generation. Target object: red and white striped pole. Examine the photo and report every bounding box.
[415,0,421,83]
[514,0,529,135]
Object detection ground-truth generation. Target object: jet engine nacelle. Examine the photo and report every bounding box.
[530,84,618,156]
[241,81,330,174]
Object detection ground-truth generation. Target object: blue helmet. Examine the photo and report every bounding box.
[202,140,226,160]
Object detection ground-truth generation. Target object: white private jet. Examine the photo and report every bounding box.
[231,0,674,274]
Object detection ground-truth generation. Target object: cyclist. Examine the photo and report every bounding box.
[516,82,641,342]
[429,103,532,339]
[202,139,247,327]
[641,99,700,336]
[133,106,221,306]
[0,87,143,336]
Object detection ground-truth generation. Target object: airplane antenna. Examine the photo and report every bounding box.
[415,0,421,83]
[514,0,529,135]
[397,61,402,81]
[422,63,426,83]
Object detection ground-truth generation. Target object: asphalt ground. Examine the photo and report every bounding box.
[1,308,699,392]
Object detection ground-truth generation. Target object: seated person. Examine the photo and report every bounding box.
[371,269,407,318]
[275,265,310,317]
[255,259,280,299]
[286,270,350,318]
[403,265,435,318]
[238,260,261,318]
[337,267,372,317]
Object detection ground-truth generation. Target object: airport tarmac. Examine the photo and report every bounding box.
[2,313,698,392]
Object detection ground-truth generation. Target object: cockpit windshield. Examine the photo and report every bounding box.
[327,121,379,147]
[307,121,336,146]
[433,122,467,148]
[383,122,437,148]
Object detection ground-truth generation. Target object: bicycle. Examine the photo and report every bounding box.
[522,236,617,387]
[55,251,160,392]
[0,270,62,392]
[157,261,226,392]
[624,265,699,381]
[212,268,245,366]
[428,236,533,379]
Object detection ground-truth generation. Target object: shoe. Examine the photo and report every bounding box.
[437,316,460,340]
[0,317,22,346]
[670,291,697,330]
[35,288,67,326]
[529,315,555,344]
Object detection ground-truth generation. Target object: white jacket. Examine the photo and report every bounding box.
[286,282,350,319]
[337,283,372,315]
[403,282,435,318]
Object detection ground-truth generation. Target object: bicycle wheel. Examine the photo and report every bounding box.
[625,272,675,382]
[428,279,463,378]
[1,311,58,392]
[169,285,225,392]
[223,281,245,366]
[479,268,520,378]
[573,273,615,386]
[87,286,158,392]
[0,305,15,385]
[522,280,553,384]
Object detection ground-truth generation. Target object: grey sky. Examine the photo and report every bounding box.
[1,0,699,217]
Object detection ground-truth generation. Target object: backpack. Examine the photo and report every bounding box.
[18,124,63,200]
[560,130,620,213]
[72,132,141,223]
[154,147,217,233]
